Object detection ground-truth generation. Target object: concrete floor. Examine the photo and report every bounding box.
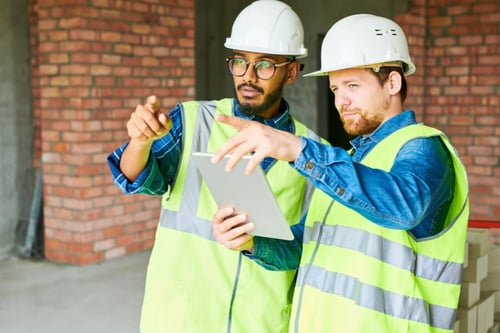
[0,249,150,333]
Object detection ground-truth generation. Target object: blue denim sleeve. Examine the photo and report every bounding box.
[293,136,452,233]
[106,105,183,195]
[244,215,305,270]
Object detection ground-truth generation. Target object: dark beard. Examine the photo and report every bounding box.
[237,83,284,117]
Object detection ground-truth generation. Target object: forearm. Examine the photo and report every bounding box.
[294,137,450,230]
[108,104,184,195]
[120,139,154,182]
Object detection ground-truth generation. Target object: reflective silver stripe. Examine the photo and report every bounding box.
[303,222,463,285]
[159,101,216,241]
[297,264,457,330]
[160,210,216,241]
[192,100,217,154]
[158,152,215,240]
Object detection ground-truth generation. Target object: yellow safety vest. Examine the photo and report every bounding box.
[141,98,321,333]
[291,124,469,333]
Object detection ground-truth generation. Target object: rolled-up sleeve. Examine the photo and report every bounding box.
[106,104,184,196]
[107,143,169,195]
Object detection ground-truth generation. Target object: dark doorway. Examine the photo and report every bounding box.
[316,34,352,150]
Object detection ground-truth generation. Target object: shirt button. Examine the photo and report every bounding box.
[336,187,345,195]
[305,160,314,170]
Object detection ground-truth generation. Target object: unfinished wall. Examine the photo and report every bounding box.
[0,0,34,259]
[422,0,499,220]
[31,0,195,264]
[19,0,499,265]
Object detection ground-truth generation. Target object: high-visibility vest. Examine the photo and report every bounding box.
[291,124,469,333]
[141,98,321,333]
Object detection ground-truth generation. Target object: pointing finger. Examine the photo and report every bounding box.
[146,95,160,114]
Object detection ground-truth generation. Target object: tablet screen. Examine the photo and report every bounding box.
[192,152,294,240]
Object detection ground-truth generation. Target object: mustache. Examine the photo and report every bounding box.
[237,83,264,94]
[339,106,358,114]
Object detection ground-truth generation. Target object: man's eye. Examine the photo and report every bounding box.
[256,61,273,69]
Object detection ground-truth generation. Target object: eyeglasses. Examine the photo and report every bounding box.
[226,57,293,80]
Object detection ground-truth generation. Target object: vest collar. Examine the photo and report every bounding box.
[350,110,417,152]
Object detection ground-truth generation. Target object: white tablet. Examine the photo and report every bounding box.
[192,152,294,240]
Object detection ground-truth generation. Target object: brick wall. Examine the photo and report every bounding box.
[29,0,499,265]
[395,0,427,124]
[396,0,500,222]
[30,0,195,264]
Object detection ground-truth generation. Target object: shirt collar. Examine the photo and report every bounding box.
[233,98,291,131]
[350,110,418,150]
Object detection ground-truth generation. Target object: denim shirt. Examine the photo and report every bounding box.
[107,98,295,195]
[250,110,455,271]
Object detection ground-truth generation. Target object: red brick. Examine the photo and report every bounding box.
[104,226,124,238]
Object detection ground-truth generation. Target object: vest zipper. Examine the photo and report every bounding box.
[226,252,243,333]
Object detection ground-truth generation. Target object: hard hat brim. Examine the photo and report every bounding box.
[303,70,328,77]
[225,41,308,58]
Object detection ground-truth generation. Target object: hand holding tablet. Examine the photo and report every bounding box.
[192,152,294,240]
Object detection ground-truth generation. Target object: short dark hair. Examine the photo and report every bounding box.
[370,67,408,104]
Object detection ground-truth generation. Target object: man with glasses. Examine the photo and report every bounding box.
[107,1,321,332]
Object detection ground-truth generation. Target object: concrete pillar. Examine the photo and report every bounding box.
[0,0,34,259]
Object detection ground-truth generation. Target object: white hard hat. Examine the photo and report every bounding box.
[224,0,307,58]
[305,14,416,77]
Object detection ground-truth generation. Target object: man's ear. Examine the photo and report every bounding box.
[386,70,403,95]
[286,62,300,83]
